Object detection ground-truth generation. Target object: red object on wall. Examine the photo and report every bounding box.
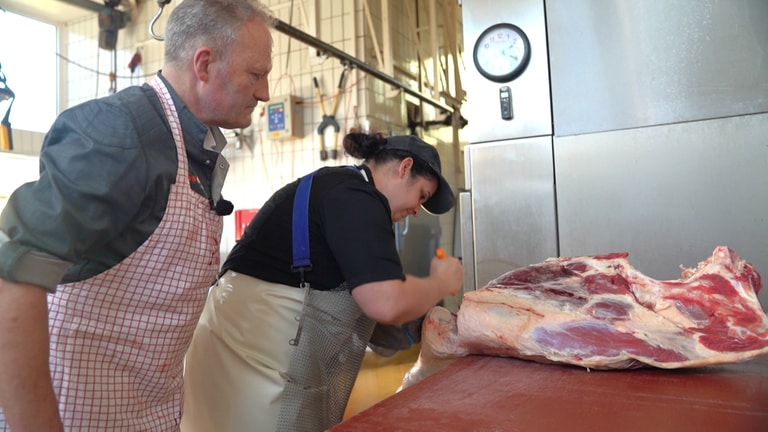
[235,208,259,240]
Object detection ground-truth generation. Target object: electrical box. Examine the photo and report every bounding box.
[266,95,302,140]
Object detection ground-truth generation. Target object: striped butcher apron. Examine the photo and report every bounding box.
[181,169,376,432]
[41,76,221,431]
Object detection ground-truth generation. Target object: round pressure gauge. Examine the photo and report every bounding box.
[472,23,531,83]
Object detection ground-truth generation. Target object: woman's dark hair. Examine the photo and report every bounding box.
[343,132,436,181]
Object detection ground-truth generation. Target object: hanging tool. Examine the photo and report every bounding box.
[313,67,349,161]
[149,0,173,41]
[0,63,15,151]
[98,1,128,51]
[128,50,142,73]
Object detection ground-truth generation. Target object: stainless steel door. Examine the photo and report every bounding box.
[555,112,768,306]
[463,138,558,290]
[547,0,768,136]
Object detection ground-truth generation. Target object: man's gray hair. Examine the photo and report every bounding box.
[164,0,275,66]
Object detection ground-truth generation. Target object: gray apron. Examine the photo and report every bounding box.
[275,284,376,431]
[275,168,376,431]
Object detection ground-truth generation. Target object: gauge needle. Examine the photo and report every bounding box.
[502,46,519,60]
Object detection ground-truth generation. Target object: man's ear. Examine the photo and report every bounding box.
[192,46,214,83]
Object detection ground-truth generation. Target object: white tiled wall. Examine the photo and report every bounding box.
[13,0,465,263]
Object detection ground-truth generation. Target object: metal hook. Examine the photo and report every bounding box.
[149,0,172,41]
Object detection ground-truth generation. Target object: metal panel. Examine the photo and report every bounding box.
[555,113,768,306]
[398,213,441,278]
[458,191,475,301]
[460,0,768,309]
[547,0,768,136]
[465,138,558,288]
[461,0,551,143]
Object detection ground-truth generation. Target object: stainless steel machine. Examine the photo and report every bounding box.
[460,0,768,305]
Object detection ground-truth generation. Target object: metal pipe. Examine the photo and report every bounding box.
[273,18,454,114]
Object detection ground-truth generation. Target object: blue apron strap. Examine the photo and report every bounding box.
[291,166,360,282]
[291,172,315,276]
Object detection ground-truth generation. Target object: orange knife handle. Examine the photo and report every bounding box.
[436,247,446,259]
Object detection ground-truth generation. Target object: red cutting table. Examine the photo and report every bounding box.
[330,354,768,432]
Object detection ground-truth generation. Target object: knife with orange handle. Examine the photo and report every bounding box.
[436,247,446,260]
[435,247,456,296]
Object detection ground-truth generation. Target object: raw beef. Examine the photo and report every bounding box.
[401,246,768,388]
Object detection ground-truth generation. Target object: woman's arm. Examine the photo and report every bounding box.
[352,254,463,324]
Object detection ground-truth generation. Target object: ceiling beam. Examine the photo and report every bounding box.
[56,0,103,14]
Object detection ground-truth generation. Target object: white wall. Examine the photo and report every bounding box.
[0,152,39,214]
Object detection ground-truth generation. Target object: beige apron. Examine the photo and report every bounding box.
[181,271,306,432]
[35,77,221,431]
[181,270,376,432]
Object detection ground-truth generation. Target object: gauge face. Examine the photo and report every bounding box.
[473,23,531,83]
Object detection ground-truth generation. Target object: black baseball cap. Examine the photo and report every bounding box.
[385,135,455,215]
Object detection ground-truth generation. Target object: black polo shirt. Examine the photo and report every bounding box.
[222,165,406,291]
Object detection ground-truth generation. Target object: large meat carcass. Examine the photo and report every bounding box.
[401,246,768,389]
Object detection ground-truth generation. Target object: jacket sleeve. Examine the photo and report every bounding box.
[0,98,149,292]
